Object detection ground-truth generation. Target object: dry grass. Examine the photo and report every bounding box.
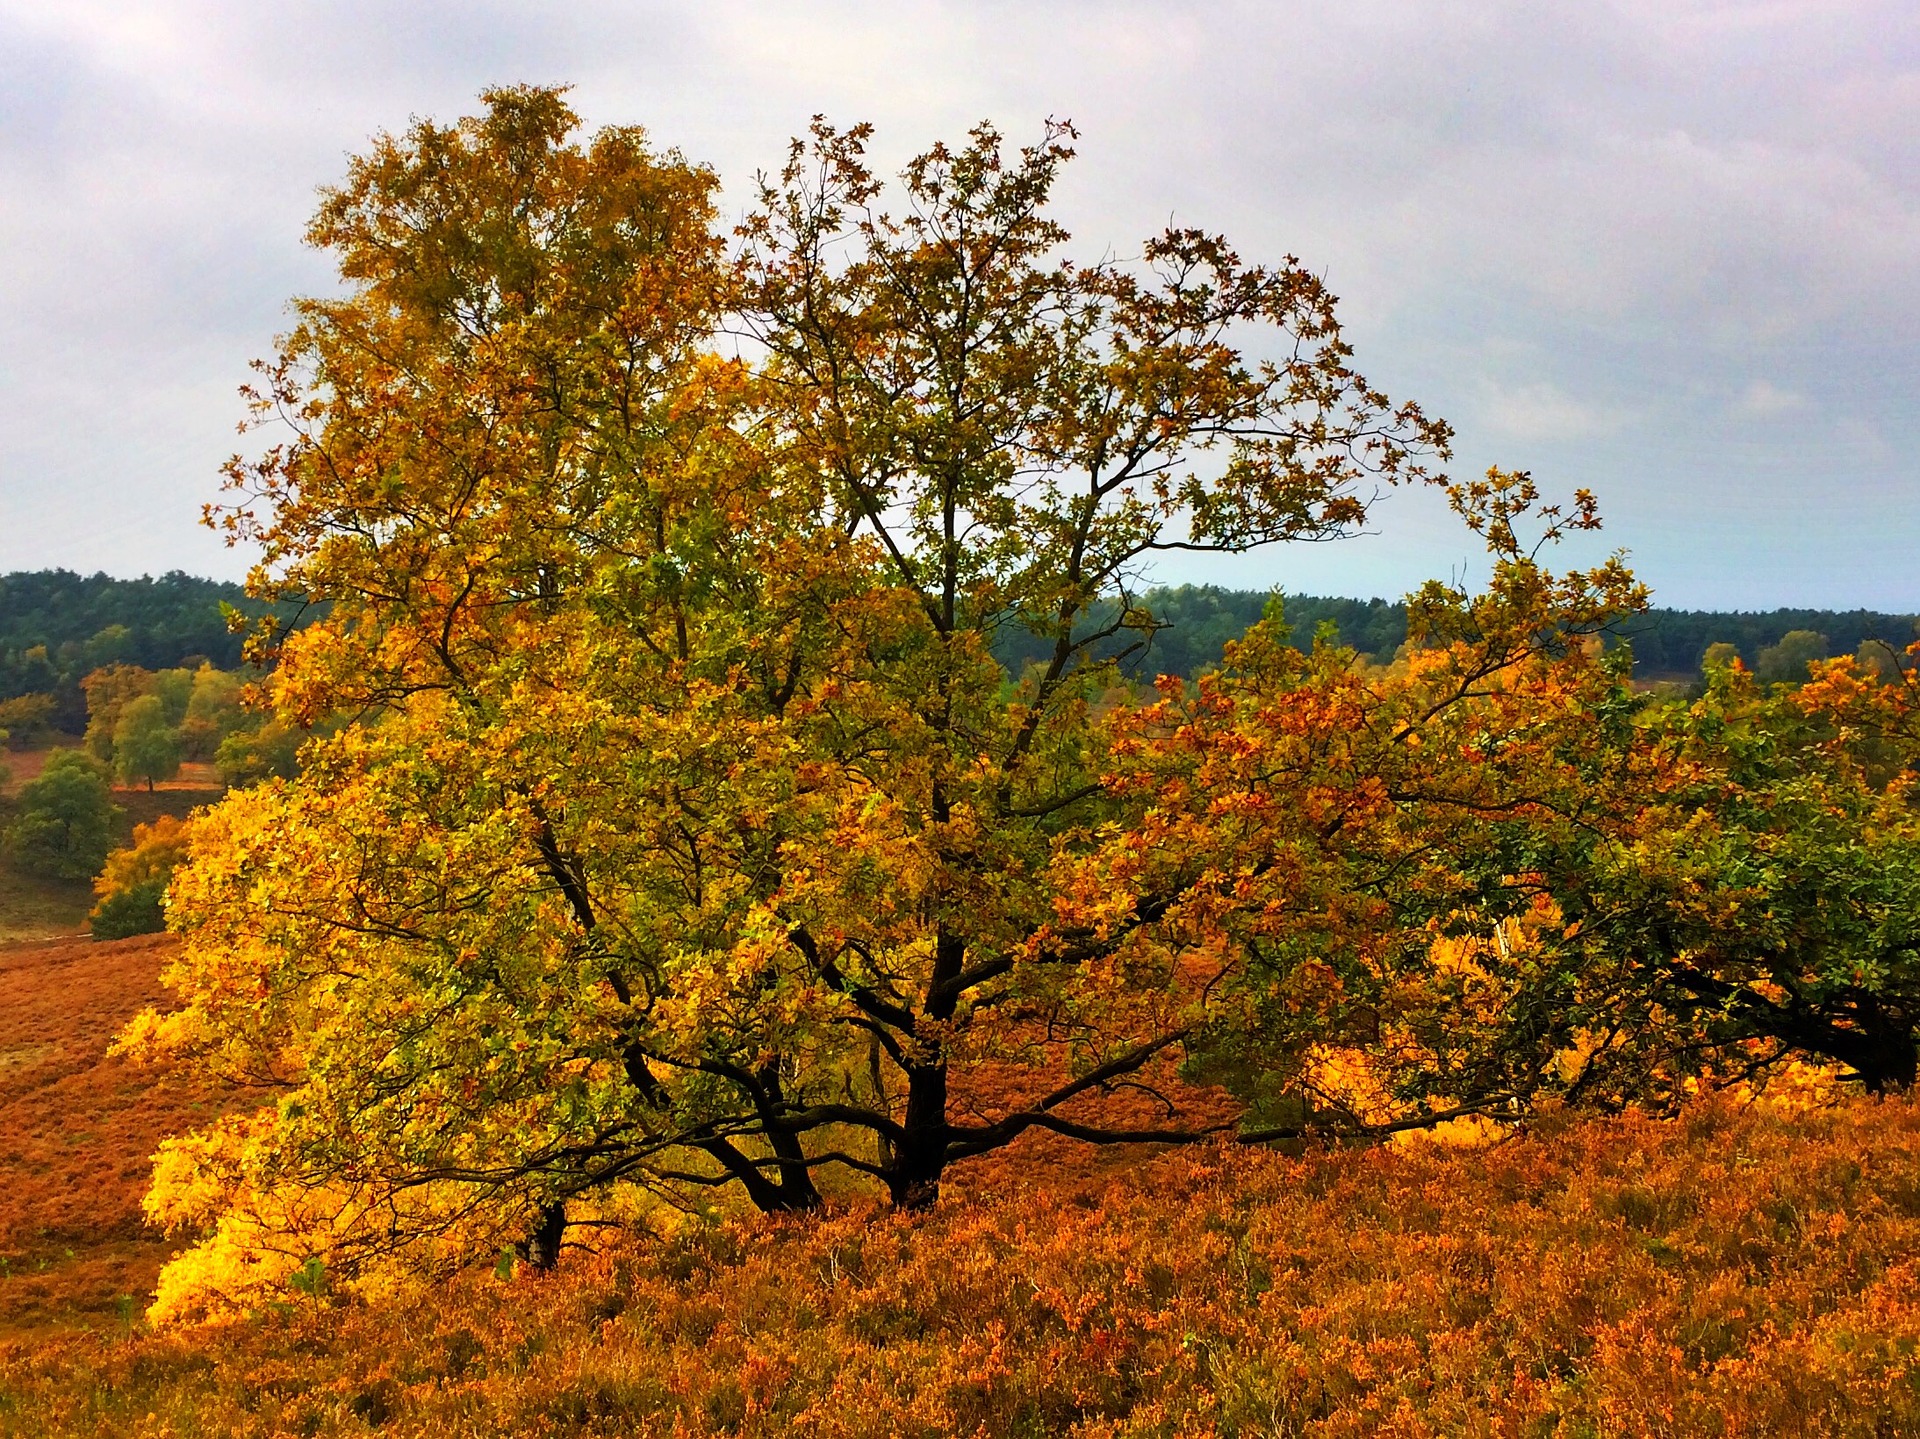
[5,926,1920,1435]
[2,1087,1920,1435]
[0,869,92,944]
[1,749,219,801]
[0,934,233,1336]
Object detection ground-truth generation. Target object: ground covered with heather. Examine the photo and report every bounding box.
[6,1067,1920,1436]
[0,934,226,1334]
[0,749,222,942]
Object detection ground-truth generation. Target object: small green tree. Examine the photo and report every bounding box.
[9,750,118,881]
[1756,629,1827,686]
[1701,641,1742,676]
[214,720,301,787]
[152,668,196,727]
[181,666,246,759]
[114,695,181,792]
[82,664,155,766]
[1855,639,1904,684]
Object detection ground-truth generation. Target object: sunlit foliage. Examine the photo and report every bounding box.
[129,85,1511,1306]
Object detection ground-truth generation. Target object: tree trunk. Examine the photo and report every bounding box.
[759,1065,826,1212]
[1846,1028,1917,1094]
[887,1061,949,1208]
[884,920,965,1209]
[520,1200,567,1271]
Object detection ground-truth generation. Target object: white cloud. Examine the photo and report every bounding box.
[1732,379,1810,419]
[1479,380,1625,443]
[0,0,1914,606]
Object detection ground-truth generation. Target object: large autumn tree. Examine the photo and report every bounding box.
[129,88,1638,1315]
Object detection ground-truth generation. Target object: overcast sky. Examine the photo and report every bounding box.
[1,1,1915,609]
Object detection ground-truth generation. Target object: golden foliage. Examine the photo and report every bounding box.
[124,87,1920,1342]
[93,815,191,900]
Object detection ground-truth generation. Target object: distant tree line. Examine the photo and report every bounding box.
[991,586,1920,682]
[0,570,308,726]
[1616,608,1920,678]
[990,588,1410,678]
[1,573,1909,721]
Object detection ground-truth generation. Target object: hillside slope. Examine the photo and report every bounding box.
[0,750,223,943]
[0,934,231,1334]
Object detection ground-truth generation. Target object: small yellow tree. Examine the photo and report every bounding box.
[91,815,193,939]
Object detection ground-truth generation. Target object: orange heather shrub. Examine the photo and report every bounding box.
[5,1092,1920,1436]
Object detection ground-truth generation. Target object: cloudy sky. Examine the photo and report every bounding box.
[1,1,1915,609]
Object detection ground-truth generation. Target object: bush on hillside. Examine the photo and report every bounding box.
[7,749,118,882]
[89,815,193,939]
[88,881,168,940]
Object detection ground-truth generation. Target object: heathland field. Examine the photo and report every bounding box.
[0,751,232,1331]
[4,929,1920,1436]
[0,934,228,1338]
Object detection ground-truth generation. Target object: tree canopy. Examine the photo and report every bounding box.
[125,88,1920,1321]
[113,694,182,792]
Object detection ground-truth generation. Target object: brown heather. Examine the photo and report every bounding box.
[6,1058,1920,1434]
[0,934,226,1335]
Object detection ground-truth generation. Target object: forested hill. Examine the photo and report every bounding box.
[0,570,249,665]
[1607,606,1920,676]
[2,572,1912,702]
[992,585,1920,681]
[0,570,254,708]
